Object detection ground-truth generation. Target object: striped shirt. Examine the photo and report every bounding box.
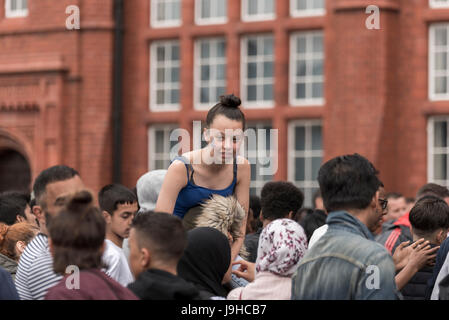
[15,233,62,300]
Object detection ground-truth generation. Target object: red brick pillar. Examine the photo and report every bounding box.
[324,0,400,186]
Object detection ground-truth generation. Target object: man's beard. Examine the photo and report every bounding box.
[45,212,53,229]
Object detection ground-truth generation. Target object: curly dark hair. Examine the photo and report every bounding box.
[260,181,304,221]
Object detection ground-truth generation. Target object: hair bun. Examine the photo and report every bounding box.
[0,223,9,245]
[67,190,94,213]
[220,94,241,109]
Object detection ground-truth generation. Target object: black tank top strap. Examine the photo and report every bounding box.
[233,156,238,181]
[172,156,194,182]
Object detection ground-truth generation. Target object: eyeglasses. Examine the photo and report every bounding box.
[378,198,388,211]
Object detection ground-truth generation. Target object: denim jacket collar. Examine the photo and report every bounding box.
[325,210,374,241]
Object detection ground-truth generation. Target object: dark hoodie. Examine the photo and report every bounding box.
[128,269,203,300]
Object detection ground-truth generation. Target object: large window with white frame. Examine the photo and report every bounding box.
[288,120,323,207]
[290,31,324,106]
[150,0,181,28]
[148,124,179,170]
[150,40,181,111]
[5,0,28,18]
[195,0,227,25]
[242,0,275,22]
[246,122,275,196]
[429,24,449,101]
[241,34,274,108]
[430,0,449,8]
[291,0,325,17]
[194,38,227,110]
[428,117,449,187]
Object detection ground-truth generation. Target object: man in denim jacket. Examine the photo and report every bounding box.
[291,154,400,300]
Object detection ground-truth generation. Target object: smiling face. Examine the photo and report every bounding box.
[204,114,244,163]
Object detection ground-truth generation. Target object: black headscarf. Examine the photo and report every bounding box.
[177,227,231,298]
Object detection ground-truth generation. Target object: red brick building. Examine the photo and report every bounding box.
[3,0,449,206]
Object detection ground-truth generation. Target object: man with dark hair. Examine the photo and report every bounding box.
[15,165,84,300]
[99,184,137,287]
[420,184,449,298]
[244,182,304,263]
[292,154,399,299]
[0,191,37,227]
[377,183,449,256]
[0,196,24,226]
[127,211,203,300]
[398,196,449,299]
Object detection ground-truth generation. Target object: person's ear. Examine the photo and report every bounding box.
[372,190,380,209]
[437,229,448,245]
[102,211,112,224]
[16,215,25,223]
[287,211,294,219]
[16,241,26,256]
[33,205,45,225]
[141,248,151,269]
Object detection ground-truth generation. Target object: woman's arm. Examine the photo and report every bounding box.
[155,161,188,214]
[231,157,251,263]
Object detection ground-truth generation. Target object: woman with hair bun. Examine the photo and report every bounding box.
[156,94,250,265]
[45,190,138,300]
[0,222,39,279]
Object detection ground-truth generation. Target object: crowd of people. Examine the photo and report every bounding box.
[1,94,449,300]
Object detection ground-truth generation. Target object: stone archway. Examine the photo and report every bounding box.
[0,148,31,193]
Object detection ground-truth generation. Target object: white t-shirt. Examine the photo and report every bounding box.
[102,239,134,287]
[308,224,329,249]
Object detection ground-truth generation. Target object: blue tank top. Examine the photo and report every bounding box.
[172,156,237,219]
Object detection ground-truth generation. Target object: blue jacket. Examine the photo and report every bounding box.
[0,266,19,300]
[291,211,400,300]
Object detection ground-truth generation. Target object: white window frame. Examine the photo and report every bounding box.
[430,0,449,9]
[290,31,325,106]
[288,119,323,207]
[290,0,325,18]
[150,40,181,112]
[195,0,228,25]
[429,24,449,101]
[5,0,28,18]
[241,34,275,109]
[246,122,274,196]
[428,116,449,187]
[242,0,276,22]
[150,0,182,28]
[148,124,179,171]
[194,37,227,111]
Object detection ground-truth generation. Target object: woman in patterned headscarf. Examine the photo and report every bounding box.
[227,219,307,300]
